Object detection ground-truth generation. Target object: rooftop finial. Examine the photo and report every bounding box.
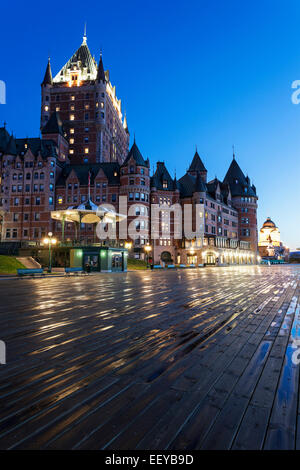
[232,144,235,160]
[82,22,87,44]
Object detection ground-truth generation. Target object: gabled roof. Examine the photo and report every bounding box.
[42,58,53,86]
[223,158,257,197]
[15,138,58,159]
[56,162,120,187]
[151,162,176,191]
[122,142,149,167]
[41,112,64,136]
[188,151,207,173]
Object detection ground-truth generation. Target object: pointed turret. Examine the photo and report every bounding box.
[96,53,106,83]
[223,158,256,197]
[122,141,149,167]
[42,58,53,86]
[188,151,207,173]
[187,150,207,182]
[41,111,64,136]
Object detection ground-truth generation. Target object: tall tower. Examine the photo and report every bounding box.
[223,155,258,252]
[40,30,129,164]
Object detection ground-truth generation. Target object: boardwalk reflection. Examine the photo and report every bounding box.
[0,265,299,449]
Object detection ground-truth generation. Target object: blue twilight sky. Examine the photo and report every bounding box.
[0,0,300,249]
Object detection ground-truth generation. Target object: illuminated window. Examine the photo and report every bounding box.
[56,106,60,112]
[84,148,89,154]
[100,102,104,108]
[95,102,99,108]
[70,105,75,111]
[85,104,90,110]
[44,105,49,111]
[70,128,74,134]
[70,115,75,121]
[71,95,75,101]
[69,149,74,155]
[70,138,74,144]
[58,196,63,204]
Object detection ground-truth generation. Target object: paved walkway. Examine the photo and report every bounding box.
[0,265,299,450]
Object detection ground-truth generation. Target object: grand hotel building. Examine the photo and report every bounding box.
[0,33,258,266]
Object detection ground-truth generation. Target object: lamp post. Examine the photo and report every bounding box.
[125,241,132,251]
[43,232,57,273]
[144,243,152,268]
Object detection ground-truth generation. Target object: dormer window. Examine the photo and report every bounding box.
[163,181,168,189]
[130,165,134,173]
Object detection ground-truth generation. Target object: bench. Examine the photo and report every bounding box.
[187,264,196,268]
[178,264,186,268]
[198,264,204,268]
[64,267,86,275]
[17,268,44,277]
[167,264,175,268]
[153,265,163,269]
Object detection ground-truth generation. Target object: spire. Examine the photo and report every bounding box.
[82,22,87,45]
[123,112,129,134]
[96,52,106,83]
[232,144,235,160]
[42,57,53,86]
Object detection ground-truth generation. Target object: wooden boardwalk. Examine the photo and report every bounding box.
[0,265,299,450]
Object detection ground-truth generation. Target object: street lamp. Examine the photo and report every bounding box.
[43,232,57,273]
[125,241,132,250]
[144,243,152,268]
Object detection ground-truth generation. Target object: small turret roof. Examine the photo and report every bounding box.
[122,141,148,167]
[42,58,53,86]
[41,112,64,136]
